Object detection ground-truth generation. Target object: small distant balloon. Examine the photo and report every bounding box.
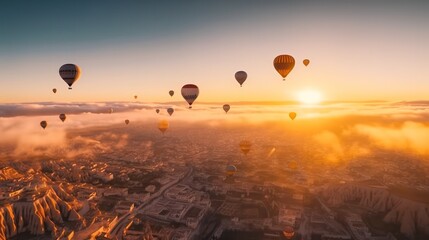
[169,90,174,97]
[223,104,230,113]
[303,59,310,66]
[59,113,66,122]
[109,108,114,114]
[40,121,47,129]
[52,88,57,94]
[134,95,138,100]
[125,119,130,125]
[282,226,295,239]
[59,64,81,89]
[156,109,160,114]
[235,71,247,87]
[288,161,298,170]
[273,55,295,80]
[289,112,297,120]
[239,140,252,155]
[158,119,169,134]
[226,165,237,176]
[167,108,174,116]
[181,84,199,108]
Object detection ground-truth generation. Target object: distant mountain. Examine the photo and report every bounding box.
[319,184,429,238]
[0,167,23,180]
[0,185,84,239]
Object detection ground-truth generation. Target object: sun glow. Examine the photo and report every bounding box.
[297,90,322,105]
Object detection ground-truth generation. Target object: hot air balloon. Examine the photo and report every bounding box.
[156,109,160,114]
[288,161,298,170]
[303,59,310,66]
[273,55,295,80]
[289,112,297,120]
[181,84,199,108]
[282,226,295,239]
[40,121,47,129]
[223,104,230,113]
[52,88,57,94]
[59,64,81,89]
[169,90,174,97]
[59,113,66,122]
[226,165,237,176]
[134,95,138,100]
[235,71,247,87]
[109,108,114,114]
[125,119,130,125]
[239,140,252,155]
[158,119,169,134]
[167,108,174,116]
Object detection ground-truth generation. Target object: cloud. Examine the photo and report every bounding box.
[353,122,429,155]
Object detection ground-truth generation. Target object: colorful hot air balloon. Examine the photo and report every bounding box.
[282,226,295,239]
[273,55,295,80]
[134,95,138,100]
[223,104,230,113]
[169,90,174,97]
[289,112,297,120]
[125,119,130,125]
[59,113,66,122]
[303,59,310,66]
[235,71,247,87]
[226,165,237,176]
[181,84,199,108]
[52,88,57,94]
[239,140,252,155]
[40,121,47,129]
[158,119,169,134]
[156,109,160,114]
[59,64,81,89]
[167,108,174,116]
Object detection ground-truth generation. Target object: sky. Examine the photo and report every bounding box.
[1,0,429,103]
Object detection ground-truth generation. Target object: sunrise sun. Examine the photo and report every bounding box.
[297,90,322,105]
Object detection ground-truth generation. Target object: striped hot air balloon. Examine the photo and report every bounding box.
[226,165,237,176]
[273,55,295,80]
[181,84,199,108]
[59,64,81,89]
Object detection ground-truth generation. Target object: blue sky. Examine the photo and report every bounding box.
[1,0,428,103]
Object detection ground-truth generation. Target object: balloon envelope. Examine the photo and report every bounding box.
[156,109,160,114]
[59,64,81,89]
[226,165,237,176]
[169,90,174,97]
[235,71,247,87]
[109,108,114,114]
[158,119,169,134]
[283,226,295,239]
[52,88,57,94]
[223,104,230,113]
[134,95,138,99]
[40,121,47,129]
[59,113,66,122]
[167,108,174,116]
[181,84,199,108]
[273,55,295,80]
[125,119,130,125]
[239,140,252,155]
[289,112,297,120]
[303,59,310,66]
[288,161,298,170]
